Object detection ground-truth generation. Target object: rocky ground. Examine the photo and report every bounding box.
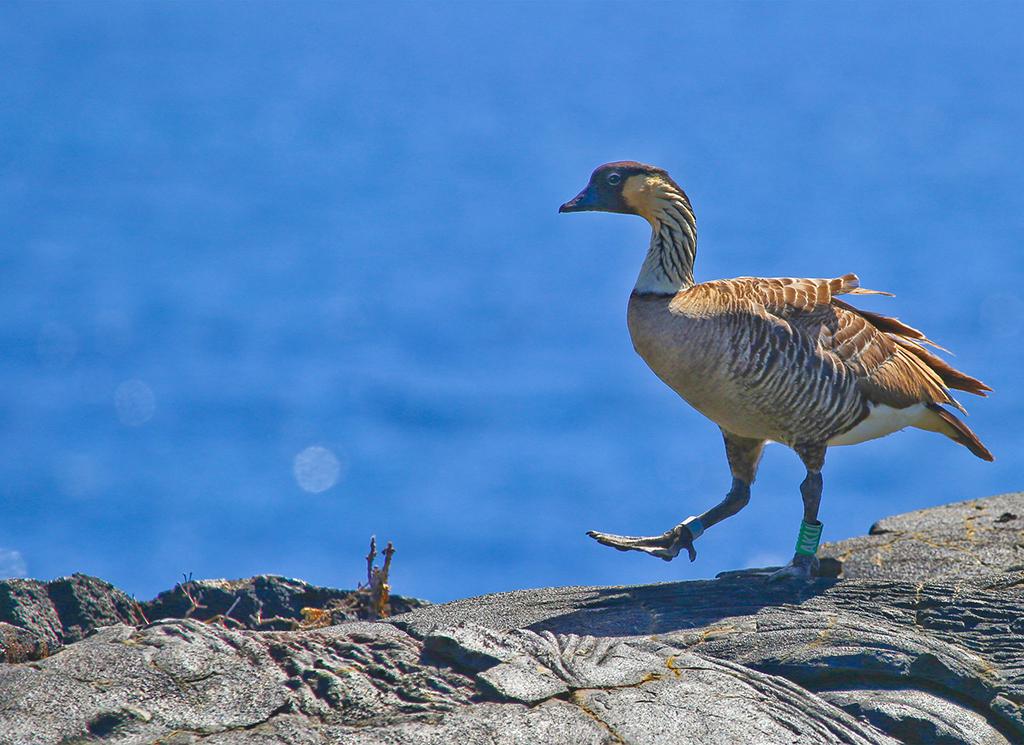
[1,492,1022,744]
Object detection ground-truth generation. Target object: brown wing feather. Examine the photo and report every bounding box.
[704,273,890,314]
[704,273,990,412]
[831,298,947,350]
[825,299,990,402]
[890,336,992,397]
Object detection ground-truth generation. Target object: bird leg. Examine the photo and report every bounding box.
[588,478,750,561]
[769,444,826,581]
[588,433,764,562]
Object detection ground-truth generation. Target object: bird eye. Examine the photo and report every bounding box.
[607,173,621,185]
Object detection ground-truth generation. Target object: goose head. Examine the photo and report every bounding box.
[559,161,679,221]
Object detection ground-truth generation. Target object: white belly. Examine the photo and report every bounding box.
[828,403,927,446]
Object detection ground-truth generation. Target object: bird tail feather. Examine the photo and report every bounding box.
[921,404,994,461]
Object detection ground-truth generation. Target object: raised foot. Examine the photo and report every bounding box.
[767,554,820,583]
[586,524,697,562]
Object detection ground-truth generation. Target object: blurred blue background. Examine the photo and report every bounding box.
[1,2,1021,602]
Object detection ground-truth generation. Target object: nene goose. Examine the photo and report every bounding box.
[559,161,993,579]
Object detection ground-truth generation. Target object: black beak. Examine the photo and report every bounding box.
[559,185,596,213]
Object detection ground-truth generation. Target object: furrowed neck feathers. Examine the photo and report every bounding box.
[630,180,697,295]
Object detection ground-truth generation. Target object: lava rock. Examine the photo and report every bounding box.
[0,617,889,744]
[0,622,49,664]
[0,573,429,661]
[143,575,429,630]
[0,574,145,659]
[818,492,1024,581]
[0,492,1021,744]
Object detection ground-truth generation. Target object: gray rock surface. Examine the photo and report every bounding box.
[143,575,429,630]
[0,492,1021,744]
[0,573,146,660]
[0,574,427,662]
[818,491,1024,581]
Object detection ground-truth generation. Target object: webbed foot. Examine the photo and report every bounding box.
[715,566,784,580]
[587,522,698,562]
[767,553,819,582]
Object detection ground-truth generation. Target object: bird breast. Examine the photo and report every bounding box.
[626,293,767,436]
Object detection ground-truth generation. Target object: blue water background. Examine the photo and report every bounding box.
[2,2,1022,601]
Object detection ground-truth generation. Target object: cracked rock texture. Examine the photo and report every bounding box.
[1,492,1022,744]
[0,574,428,662]
[818,490,1024,581]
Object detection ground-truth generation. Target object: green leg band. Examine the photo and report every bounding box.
[795,520,823,556]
